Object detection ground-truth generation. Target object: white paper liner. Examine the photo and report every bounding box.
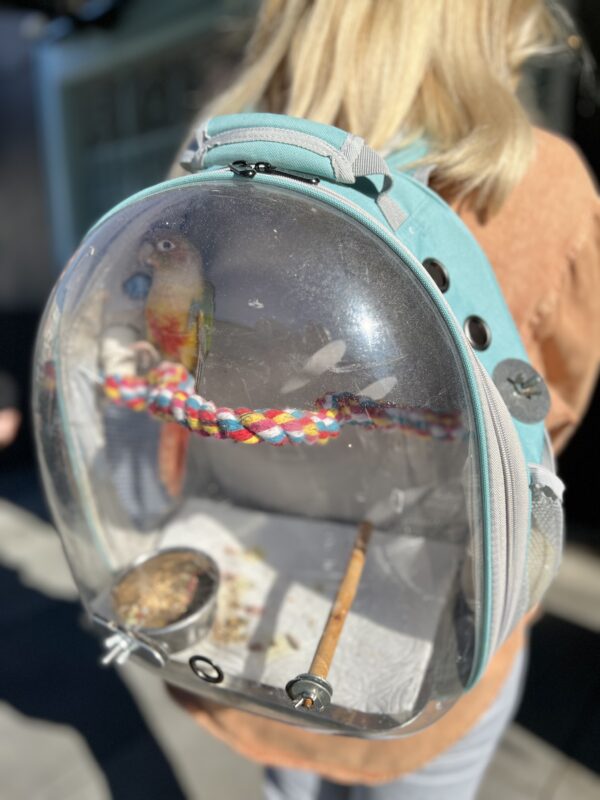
[160,499,461,715]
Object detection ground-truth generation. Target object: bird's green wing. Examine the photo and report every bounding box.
[190,280,215,390]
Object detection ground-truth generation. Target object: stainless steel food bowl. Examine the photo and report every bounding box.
[110,547,220,653]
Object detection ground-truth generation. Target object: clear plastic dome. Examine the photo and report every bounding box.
[34,178,483,736]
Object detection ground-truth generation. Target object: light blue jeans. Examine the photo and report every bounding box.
[264,649,526,800]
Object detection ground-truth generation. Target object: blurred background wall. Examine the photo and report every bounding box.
[0,0,256,505]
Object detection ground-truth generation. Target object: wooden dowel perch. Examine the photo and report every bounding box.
[301,520,373,708]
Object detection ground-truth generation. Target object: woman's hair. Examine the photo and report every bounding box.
[186,0,560,216]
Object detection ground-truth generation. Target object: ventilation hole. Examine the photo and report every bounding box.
[423,258,450,292]
[189,655,224,684]
[464,316,492,350]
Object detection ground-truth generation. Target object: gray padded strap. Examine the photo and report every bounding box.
[341,134,391,189]
[340,135,406,228]
[348,143,391,187]
[342,135,406,231]
[377,194,406,230]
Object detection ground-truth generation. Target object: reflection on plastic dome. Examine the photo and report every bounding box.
[34,179,482,735]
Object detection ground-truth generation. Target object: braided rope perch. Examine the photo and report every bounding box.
[104,363,465,446]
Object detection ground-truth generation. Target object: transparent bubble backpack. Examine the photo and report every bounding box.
[33,114,564,737]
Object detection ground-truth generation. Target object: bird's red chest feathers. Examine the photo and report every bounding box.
[146,311,189,359]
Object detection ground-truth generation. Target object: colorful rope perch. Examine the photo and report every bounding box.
[104,362,465,446]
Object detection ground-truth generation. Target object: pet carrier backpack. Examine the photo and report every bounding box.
[33,113,564,737]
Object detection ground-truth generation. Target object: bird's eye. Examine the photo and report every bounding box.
[157,239,175,252]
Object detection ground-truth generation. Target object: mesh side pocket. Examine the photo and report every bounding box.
[527,473,564,608]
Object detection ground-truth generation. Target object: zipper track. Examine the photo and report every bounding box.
[89,167,494,686]
[472,356,529,649]
[472,359,510,649]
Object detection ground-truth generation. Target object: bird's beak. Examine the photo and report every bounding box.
[138,240,155,268]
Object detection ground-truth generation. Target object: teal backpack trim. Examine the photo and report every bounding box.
[383,168,545,465]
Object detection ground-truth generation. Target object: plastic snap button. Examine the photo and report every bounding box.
[492,359,550,423]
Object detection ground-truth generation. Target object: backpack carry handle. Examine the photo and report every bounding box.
[180,113,406,230]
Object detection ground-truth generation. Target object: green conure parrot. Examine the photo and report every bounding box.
[138,228,214,498]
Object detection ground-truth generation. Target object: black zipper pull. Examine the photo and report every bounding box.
[254,162,320,184]
[229,161,320,184]
[229,160,256,178]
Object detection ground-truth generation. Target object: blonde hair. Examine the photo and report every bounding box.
[186,0,559,216]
